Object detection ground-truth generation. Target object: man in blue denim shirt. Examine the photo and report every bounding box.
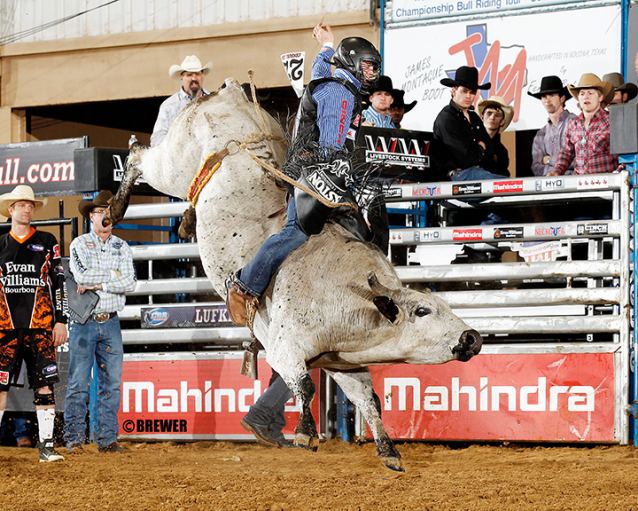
[64,190,136,454]
[226,31,381,327]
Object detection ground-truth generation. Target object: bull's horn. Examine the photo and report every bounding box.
[367,272,399,298]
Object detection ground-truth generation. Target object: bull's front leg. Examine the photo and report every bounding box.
[326,369,404,472]
[104,147,144,226]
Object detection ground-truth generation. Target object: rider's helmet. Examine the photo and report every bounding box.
[333,37,382,88]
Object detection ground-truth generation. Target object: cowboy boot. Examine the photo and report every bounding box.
[225,275,259,329]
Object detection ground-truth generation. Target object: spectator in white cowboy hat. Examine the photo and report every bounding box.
[477,96,514,177]
[0,185,68,463]
[529,75,577,176]
[549,73,616,176]
[602,72,638,105]
[390,89,417,129]
[150,55,212,146]
[433,65,499,181]
[362,75,395,128]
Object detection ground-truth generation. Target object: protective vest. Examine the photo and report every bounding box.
[292,77,362,152]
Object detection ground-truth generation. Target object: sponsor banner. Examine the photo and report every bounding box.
[119,354,321,438]
[385,5,620,131]
[390,0,586,23]
[415,229,441,242]
[452,182,482,195]
[369,353,616,442]
[390,231,404,243]
[359,126,432,170]
[535,177,565,192]
[412,184,441,197]
[453,228,483,241]
[513,240,569,262]
[141,304,232,329]
[493,226,524,239]
[0,138,86,196]
[385,187,403,199]
[280,51,305,98]
[577,223,609,236]
[493,180,523,194]
[534,225,565,237]
[576,175,612,190]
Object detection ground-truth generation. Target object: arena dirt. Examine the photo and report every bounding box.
[1,440,637,510]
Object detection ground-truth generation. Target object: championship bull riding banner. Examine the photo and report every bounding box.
[369,353,616,442]
[385,4,621,131]
[118,353,321,439]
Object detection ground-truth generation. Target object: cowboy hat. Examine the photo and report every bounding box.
[602,72,638,103]
[169,55,212,79]
[78,190,113,220]
[527,75,570,100]
[0,185,46,218]
[391,89,417,113]
[477,96,514,132]
[367,75,394,96]
[567,73,613,100]
[440,66,491,91]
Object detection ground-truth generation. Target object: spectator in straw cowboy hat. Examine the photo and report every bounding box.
[434,65,501,181]
[602,72,638,105]
[528,75,577,176]
[549,73,617,176]
[477,95,514,177]
[390,88,417,129]
[151,55,212,146]
[362,75,396,128]
[0,185,68,462]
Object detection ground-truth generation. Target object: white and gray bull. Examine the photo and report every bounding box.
[108,79,482,471]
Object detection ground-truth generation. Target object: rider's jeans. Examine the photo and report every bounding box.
[239,197,308,297]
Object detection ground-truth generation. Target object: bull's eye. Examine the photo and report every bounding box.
[415,306,431,317]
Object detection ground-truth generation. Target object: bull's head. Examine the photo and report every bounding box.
[367,272,482,364]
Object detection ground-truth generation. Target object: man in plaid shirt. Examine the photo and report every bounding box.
[549,73,616,176]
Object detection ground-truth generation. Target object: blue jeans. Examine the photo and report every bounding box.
[452,166,508,225]
[239,198,308,296]
[453,166,504,181]
[63,316,123,448]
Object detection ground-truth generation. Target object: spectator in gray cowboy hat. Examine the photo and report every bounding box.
[602,72,638,105]
[528,75,577,176]
[433,65,499,181]
[477,95,514,177]
[362,75,395,128]
[151,55,212,146]
[390,88,417,129]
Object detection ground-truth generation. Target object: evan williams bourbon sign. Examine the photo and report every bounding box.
[0,138,87,196]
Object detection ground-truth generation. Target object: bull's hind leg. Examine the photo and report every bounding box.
[269,358,320,451]
[325,369,404,472]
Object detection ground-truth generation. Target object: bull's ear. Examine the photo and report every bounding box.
[373,296,400,324]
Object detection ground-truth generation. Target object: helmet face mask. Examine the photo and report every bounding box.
[333,37,382,87]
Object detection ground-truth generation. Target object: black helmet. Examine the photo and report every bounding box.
[333,37,382,87]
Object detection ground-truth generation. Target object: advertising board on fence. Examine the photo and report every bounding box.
[369,353,616,442]
[385,5,620,131]
[118,353,321,439]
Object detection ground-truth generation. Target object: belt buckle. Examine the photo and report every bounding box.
[94,312,110,323]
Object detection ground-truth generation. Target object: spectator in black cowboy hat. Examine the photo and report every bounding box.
[362,75,395,128]
[433,65,499,182]
[390,89,417,129]
[528,75,577,176]
[602,72,638,105]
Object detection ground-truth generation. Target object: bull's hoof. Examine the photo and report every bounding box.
[178,206,197,239]
[294,433,319,452]
[381,456,405,472]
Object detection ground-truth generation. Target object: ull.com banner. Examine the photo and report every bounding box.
[118,352,321,440]
[384,4,621,131]
[369,353,616,442]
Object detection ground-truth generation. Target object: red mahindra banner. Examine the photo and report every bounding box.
[369,353,616,442]
[118,354,321,439]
